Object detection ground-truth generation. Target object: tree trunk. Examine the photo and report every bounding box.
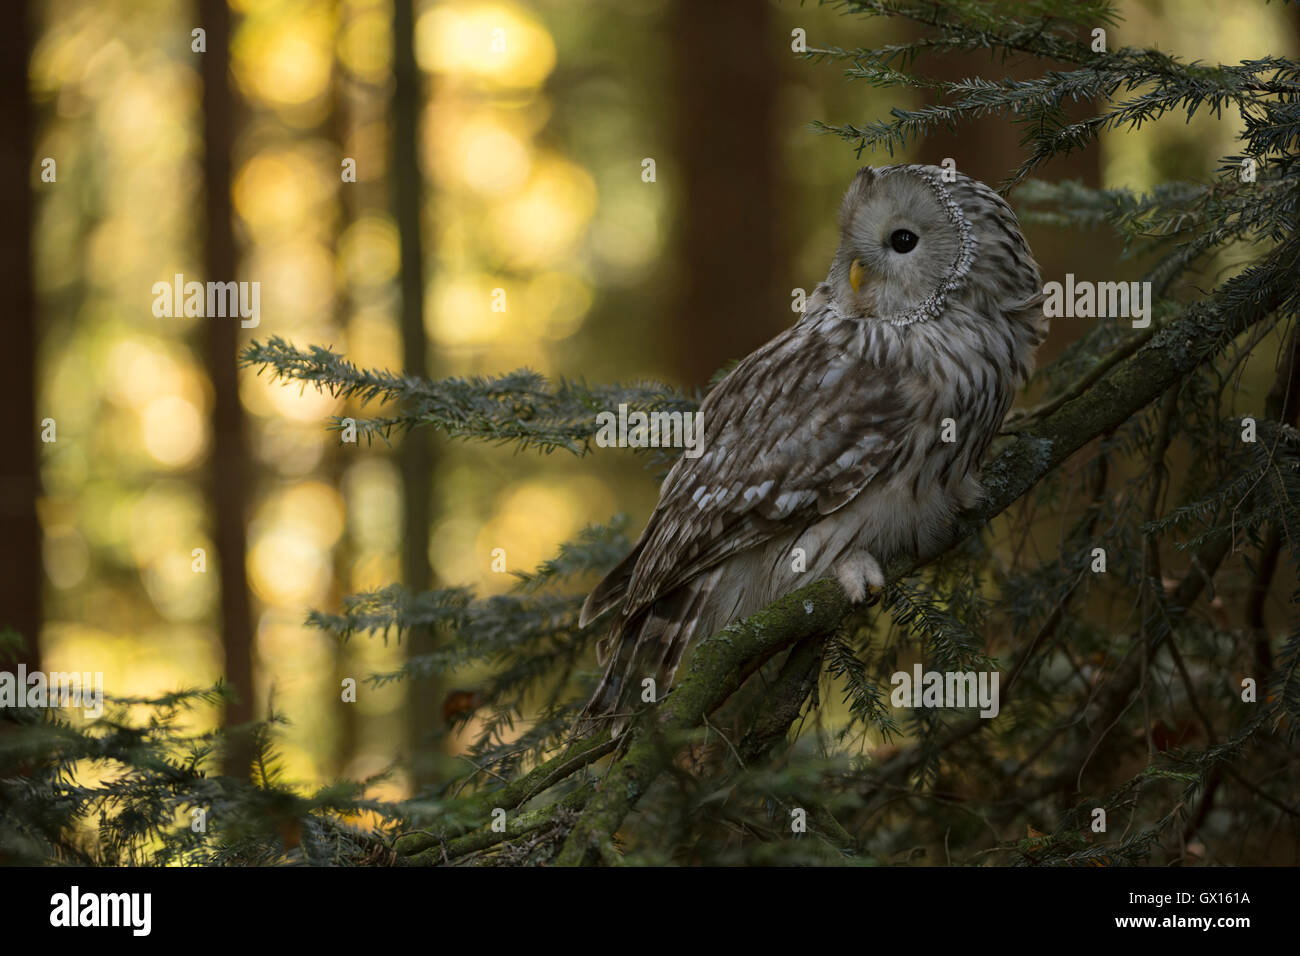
[392,0,439,790]
[199,0,256,779]
[328,3,359,776]
[666,0,786,388]
[0,0,41,675]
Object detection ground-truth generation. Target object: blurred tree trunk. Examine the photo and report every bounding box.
[328,4,359,776]
[199,0,255,778]
[392,0,440,789]
[665,0,786,387]
[0,0,41,675]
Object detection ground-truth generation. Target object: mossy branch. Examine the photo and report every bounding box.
[398,785,594,866]
[392,731,617,858]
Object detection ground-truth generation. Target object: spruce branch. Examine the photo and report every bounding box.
[392,731,617,858]
[240,336,696,454]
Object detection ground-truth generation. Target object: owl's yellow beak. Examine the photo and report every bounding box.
[849,259,867,294]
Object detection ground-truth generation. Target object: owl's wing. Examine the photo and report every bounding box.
[581,316,910,628]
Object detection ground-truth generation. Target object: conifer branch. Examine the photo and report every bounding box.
[240,336,696,455]
[392,732,617,858]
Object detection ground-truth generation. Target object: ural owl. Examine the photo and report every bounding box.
[579,164,1046,733]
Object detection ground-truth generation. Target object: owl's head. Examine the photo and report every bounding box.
[827,164,1038,326]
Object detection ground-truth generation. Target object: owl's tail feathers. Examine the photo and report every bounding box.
[575,572,719,738]
[578,541,644,629]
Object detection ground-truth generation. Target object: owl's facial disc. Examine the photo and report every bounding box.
[832,167,972,324]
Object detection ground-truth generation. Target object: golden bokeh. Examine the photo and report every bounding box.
[416,2,556,87]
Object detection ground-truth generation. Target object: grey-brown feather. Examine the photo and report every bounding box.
[579,165,1046,735]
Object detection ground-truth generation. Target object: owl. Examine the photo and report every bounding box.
[578,164,1046,735]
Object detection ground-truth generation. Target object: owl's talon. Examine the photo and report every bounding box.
[835,551,885,604]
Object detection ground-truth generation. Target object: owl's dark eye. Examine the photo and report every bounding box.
[889,229,919,254]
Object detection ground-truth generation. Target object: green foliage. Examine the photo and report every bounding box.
[0,688,400,866]
[241,337,696,454]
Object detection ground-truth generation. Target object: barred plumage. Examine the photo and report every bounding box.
[579,165,1047,734]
